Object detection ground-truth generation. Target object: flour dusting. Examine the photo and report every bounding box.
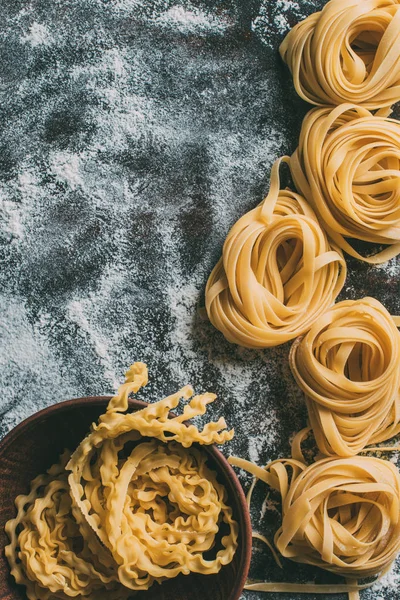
[155,5,231,34]
[22,22,54,47]
[374,258,400,279]
[252,0,320,49]
[66,298,120,388]
[368,566,400,597]
[0,198,23,240]
[0,296,71,435]
[50,152,84,191]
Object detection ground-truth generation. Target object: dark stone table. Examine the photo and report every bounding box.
[0,0,399,598]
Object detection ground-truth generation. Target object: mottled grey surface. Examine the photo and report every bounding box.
[1,0,400,598]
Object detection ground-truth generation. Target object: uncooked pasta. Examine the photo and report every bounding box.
[289,297,400,457]
[5,363,238,599]
[280,0,400,109]
[205,157,346,348]
[230,452,400,590]
[290,103,400,263]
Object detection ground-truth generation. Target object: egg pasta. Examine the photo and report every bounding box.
[205,158,346,348]
[230,451,400,596]
[280,0,400,109]
[290,297,400,457]
[290,104,400,263]
[5,363,238,599]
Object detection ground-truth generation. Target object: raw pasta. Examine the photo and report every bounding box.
[5,454,128,600]
[5,363,238,599]
[289,297,400,457]
[290,104,400,263]
[230,452,400,582]
[205,157,346,348]
[280,0,400,109]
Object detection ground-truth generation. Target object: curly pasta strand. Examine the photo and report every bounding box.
[5,455,126,600]
[5,364,238,597]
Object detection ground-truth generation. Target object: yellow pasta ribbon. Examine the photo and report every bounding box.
[205,157,346,348]
[290,297,400,457]
[230,453,400,589]
[290,103,400,263]
[280,0,400,109]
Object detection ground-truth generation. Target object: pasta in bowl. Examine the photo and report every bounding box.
[0,364,251,600]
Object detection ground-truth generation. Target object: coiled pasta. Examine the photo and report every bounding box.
[290,104,400,263]
[205,158,346,348]
[5,363,238,599]
[280,0,400,109]
[289,297,400,457]
[230,453,400,581]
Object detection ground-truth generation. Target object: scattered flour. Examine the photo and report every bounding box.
[368,565,400,595]
[66,299,120,388]
[154,5,231,35]
[102,0,232,36]
[22,22,54,47]
[50,152,85,191]
[0,196,23,240]
[248,435,267,464]
[373,257,400,278]
[0,295,72,435]
[252,0,317,49]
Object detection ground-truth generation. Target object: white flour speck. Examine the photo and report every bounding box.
[0,196,23,240]
[64,265,133,390]
[373,258,400,278]
[248,435,266,464]
[155,5,231,34]
[252,0,316,49]
[22,22,53,47]
[0,295,72,434]
[50,152,84,190]
[369,566,400,594]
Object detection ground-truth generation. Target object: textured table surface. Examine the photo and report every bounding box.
[1,1,400,598]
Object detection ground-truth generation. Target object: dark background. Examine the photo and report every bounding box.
[0,0,399,598]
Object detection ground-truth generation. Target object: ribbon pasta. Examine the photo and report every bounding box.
[5,363,238,599]
[290,104,400,263]
[205,158,346,348]
[289,297,400,457]
[280,0,400,109]
[229,453,400,581]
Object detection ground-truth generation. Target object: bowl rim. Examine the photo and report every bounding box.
[0,396,252,600]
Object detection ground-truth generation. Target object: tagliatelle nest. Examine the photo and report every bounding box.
[280,0,400,109]
[5,363,238,600]
[290,297,400,457]
[205,158,346,348]
[230,447,400,593]
[290,104,400,263]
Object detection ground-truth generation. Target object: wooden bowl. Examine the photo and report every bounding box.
[0,397,252,600]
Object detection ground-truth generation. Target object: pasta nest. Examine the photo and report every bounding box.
[205,158,346,348]
[5,363,238,599]
[289,297,400,457]
[280,0,400,109]
[230,453,400,580]
[290,104,400,263]
[275,456,400,579]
